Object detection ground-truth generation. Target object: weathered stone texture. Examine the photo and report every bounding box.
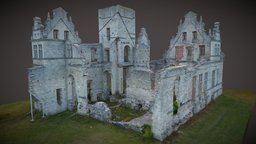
[88,102,112,122]
[28,5,224,141]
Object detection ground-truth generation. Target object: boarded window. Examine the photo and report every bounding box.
[53,29,58,39]
[106,28,110,41]
[56,88,62,105]
[175,46,184,65]
[182,32,187,41]
[38,44,43,58]
[64,30,69,40]
[199,45,205,57]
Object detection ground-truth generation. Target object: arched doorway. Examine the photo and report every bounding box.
[67,75,77,111]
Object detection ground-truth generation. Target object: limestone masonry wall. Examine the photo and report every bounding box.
[28,5,224,141]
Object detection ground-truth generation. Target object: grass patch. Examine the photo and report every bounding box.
[110,106,147,122]
[0,90,255,144]
[164,90,256,144]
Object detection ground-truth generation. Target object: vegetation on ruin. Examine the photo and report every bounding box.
[142,124,153,139]
[0,90,255,144]
[110,106,147,122]
[173,94,179,115]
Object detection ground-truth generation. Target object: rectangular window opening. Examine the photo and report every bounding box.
[91,48,97,62]
[192,31,197,42]
[56,88,62,105]
[199,74,203,94]
[105,49,110,62]
[64,30,69,40]
[38,44,43,59]
[199,45,205,57]
[106,28,110,41]
[212,70,215,87]
[53,29,59,39]
[182,32,187,41]
[33,45,38,59]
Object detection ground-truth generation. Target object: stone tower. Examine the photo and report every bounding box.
[98,5,135,94]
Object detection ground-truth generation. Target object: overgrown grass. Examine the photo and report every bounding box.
[0,101,158,144]
[164,90,256,144]
[0,90,255,144]
[111,106,146,122]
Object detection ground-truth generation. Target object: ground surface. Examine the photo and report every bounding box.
[0,90,255,144]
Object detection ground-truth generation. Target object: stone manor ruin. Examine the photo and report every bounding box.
[28,5,224,141]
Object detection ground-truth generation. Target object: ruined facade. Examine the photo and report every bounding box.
[28,5,224,141]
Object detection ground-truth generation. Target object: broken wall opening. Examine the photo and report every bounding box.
[67,75,77,111]
[87,80,93,102]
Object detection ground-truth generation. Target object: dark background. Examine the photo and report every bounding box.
[0,0,255,104]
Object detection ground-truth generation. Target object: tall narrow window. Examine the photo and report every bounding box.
[216,69,219,85]
[67,47,73,58]
[192,31,197,42]
[182,32,187,41]
[212,70,215,87]
[192,76,196,100]
[87,80,93,102]
[91,48,97,62]
[123,67,127,94]
[64,30,69,40]
[56,88,62,105]
[106,28,110,41]
[53,29,58,39]
[105,49,110,62]
[173,86,178,115]
[38,44,43,58]
[199,45,205,57]
[199,74,203,94]
[124,45,129,62]
[33,45,38,59]
[186,46,192,61]
[204,72,208,91]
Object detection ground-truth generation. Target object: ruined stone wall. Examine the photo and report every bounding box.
[126,69,152,110]
[152,60,223,141]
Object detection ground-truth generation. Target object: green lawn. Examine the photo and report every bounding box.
[0,90,255,144]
